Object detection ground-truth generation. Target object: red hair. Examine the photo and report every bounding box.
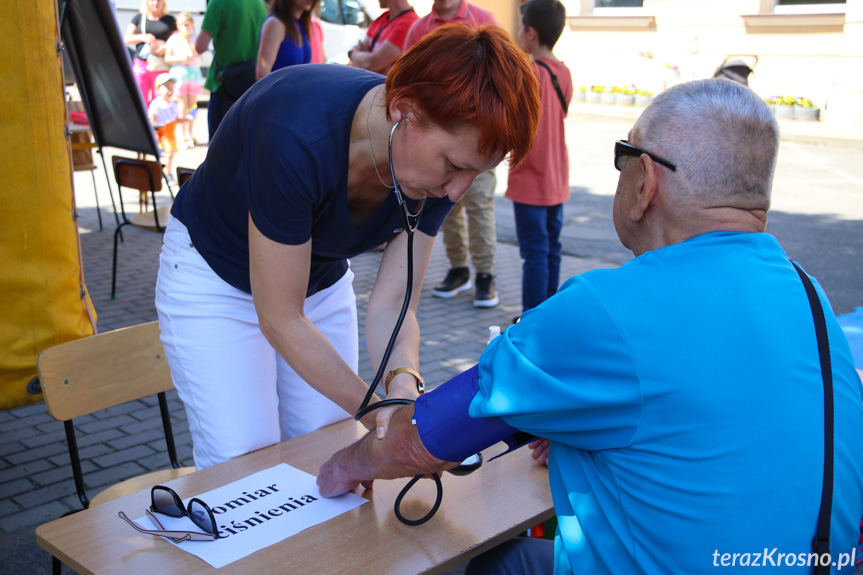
[386,23,540,167]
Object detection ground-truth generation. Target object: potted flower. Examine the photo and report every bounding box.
[600,86,616,105]
[634,88,653,107]
[573,86,587,103]
[793,97,820,121]
[587,85,602,104]
[615,85,636,106]
[771,96,794,120]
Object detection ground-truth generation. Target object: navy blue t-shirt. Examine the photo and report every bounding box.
[171,65,454,296]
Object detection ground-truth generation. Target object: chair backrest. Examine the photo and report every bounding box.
[176,166,195,187]
[38,322,172,422]
[111,156,163,193]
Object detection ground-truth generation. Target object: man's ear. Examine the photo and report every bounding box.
[630,153,659,221]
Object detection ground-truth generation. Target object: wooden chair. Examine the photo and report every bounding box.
[38,322,195,574]
[176,166,195,187]
[70,131,120,231]
[111,156,171,299]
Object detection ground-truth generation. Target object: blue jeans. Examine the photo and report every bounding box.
[513,202,564,312]
[206,89,236,141]
[465,537,554,575]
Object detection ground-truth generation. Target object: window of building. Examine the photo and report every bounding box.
[594,0,643,6]
[592,0,645,16]
[774,0,846,14]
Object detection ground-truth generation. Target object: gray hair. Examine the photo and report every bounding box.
[633,79,779,210]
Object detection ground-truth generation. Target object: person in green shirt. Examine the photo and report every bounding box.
[195,0,267,139]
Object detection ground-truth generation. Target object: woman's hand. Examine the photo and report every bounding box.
[528,437,550,466]
[151,39,166,56]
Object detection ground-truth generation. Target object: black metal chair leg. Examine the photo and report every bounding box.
[97,148,122,233]
[112,222,128,299]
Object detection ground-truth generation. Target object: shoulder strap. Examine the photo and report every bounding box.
[370,9,414,50]
[791,261,834,575]
[535,59,568,115]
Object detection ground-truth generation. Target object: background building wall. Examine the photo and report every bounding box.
[549,0,862,133]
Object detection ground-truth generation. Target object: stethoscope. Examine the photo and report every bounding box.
[351,118,480,526]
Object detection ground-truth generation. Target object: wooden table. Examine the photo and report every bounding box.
[36,419,554,574]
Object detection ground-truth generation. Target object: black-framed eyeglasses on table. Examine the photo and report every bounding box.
[614,140,677,172]
[118,484,221,542]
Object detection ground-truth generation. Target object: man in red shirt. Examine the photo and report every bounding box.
[349,0,418,74]
[405,0,502,308]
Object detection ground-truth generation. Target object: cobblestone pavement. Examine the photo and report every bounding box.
[4,104,862,574]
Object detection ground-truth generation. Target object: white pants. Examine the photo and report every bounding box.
[155,217,357,469]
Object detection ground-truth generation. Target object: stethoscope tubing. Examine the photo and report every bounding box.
[351,118,441,526]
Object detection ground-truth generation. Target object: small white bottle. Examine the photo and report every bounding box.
[487,325,501,346]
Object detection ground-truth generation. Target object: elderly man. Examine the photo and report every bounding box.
[317,79,863,574]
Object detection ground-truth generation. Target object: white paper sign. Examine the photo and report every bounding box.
[135,463,366,568]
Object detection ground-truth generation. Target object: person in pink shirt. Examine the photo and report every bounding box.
[309,12,325,63]
[405,0,502,309]
[348,0,418,74]
[403,0,495,48]
[506,0,572,316]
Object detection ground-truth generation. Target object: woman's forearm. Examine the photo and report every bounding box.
[258,312,377,425]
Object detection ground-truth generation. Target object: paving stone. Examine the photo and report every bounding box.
[76,414,140,435]
[87,400,145,420]
[0,501,71,533]
[84,461,148,493]
[0,478,36,500]
[0,459,54,485]
[20,427,67,449]
[74,427,126,448]
[5,403,49,420]
[5,443,69,466]
[12,482,80,510]
[107,429,162,451]
[92,444,156,469]
[128,402,170,422]
[118,418,162,436]
[30,462,97,489]
[0,498,19,518]
[35,419,68,435]
[74,443,112,462]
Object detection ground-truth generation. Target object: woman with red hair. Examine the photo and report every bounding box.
[155,24,541,469]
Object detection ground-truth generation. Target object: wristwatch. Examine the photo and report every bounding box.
[384,367,425,395]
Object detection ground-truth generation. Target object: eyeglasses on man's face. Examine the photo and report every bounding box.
[614,140,677,172]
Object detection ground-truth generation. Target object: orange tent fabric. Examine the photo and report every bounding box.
[0,0,97,410]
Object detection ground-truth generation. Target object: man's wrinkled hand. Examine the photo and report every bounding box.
[529,437,550,466]
[317,448,373,497]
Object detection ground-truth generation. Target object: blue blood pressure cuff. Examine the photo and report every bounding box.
[413,365,535,462]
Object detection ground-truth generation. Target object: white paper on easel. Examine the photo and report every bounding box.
[135,463,366,568]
